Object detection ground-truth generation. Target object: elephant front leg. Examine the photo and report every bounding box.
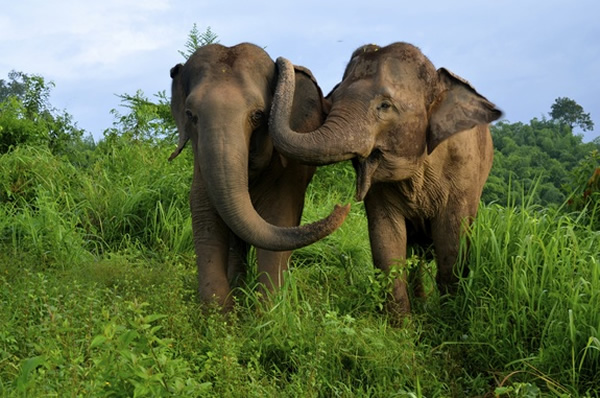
[364,187,411,316]
[255,249,291,294]
[190,174,233,310]
[252,161,311,295]
[431,206,473,294]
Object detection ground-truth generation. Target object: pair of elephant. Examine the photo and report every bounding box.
[169,42,501,315]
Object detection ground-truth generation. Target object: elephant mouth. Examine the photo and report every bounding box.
[353,150,381,201]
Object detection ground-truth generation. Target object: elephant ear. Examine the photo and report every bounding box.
[292,65,331,116]
[168,63,190,161]
[427,68,502,154]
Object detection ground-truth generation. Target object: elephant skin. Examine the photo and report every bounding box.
[169,43,349,310]
[270,42,502,316]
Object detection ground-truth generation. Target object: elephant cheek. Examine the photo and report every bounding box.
[248,127,273,177]
[396,119,427,155]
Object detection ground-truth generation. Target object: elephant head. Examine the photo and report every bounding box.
[270,42,503,315]
[270,42,502,200]
[169,43,348,252]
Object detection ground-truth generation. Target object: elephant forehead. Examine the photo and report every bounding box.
[185,81,267,113]
[381,58,430,87]
[345,56,426,88]
[349,58,379,79]
[182,49,275,93]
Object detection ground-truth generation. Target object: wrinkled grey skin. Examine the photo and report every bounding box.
[270,42,502,315]
[169,43,349,310]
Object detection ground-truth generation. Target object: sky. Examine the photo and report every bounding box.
[1,0,599,143]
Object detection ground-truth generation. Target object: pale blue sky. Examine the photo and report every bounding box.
[1,0,598,142]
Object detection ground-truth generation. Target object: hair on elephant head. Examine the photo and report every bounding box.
[270,42,502,317]
[169,42,349,310]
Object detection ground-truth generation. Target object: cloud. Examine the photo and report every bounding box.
[0,0,174,81]
[1,0,599,142]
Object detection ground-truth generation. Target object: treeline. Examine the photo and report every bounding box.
[1,62,599,224]
[484,116,599,207]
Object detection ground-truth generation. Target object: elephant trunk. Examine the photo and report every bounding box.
[269,57,373,166]
[196,119,349,252]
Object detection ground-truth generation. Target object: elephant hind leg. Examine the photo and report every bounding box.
[432,208,474,295]
[409,263,426,300]
[256,249,291,294]
[227,236,249,290]
[250,160,311,296]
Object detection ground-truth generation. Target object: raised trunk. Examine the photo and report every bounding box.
[196,122,349,252]
[269,57,373,165]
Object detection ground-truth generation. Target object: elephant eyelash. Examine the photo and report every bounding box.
[185,109,198,124]
[250,110,266,126]
[376,98,395,112]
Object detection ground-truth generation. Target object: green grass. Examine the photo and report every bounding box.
[1,144,599,397]
[449,201,600,394]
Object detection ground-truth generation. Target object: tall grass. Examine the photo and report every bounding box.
[445,201,600,394]
[1,144,599,396]
[0,143,193,264]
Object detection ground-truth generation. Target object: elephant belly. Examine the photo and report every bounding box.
[405,218,433,248]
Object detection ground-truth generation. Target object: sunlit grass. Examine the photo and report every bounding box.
[1,146,599,396]
[450,202,600,394]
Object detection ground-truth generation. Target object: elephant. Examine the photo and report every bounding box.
[169,42,349,310]
[269,42,502,315]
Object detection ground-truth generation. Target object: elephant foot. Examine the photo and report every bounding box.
[385,298,412,327]
[436,277,460,297]
[409,266,426,299]
[198,283,235,313]
[385,281,412,325]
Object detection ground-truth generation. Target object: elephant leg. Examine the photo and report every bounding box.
[431,203,474,294]
[227,236,249,290]
[190,170,232,310]
[252,161,312,293]
[255,249,292,293]
[364,185,411,316]
[409,260,426,300]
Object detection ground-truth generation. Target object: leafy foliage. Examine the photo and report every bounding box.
[565,150,600,229]
[0,70,27,101]
[0,71,89,156]
[550,97,594,132]
[103,90,176,145]
[178,23,219,60]
[484,114,599,207]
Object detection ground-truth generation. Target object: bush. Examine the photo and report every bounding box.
[0,139,194,264]
[566,150,600,230]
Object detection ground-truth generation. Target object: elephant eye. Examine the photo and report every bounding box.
[378,101,393,111]
[250,110,265,127]
[185,109,198,124]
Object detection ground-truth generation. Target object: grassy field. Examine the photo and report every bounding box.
[1,144,599,397]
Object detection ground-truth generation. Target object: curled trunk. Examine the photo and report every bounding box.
[197,123,349,252]
[269,57,373,165]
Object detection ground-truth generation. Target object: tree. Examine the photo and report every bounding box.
[178,24,219,60]
[0,70,27,102]
[0,71,86,155]
[105,25,219,145]
[103,90,175,144]
[549,97,594,132]
[484,117,599,207]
